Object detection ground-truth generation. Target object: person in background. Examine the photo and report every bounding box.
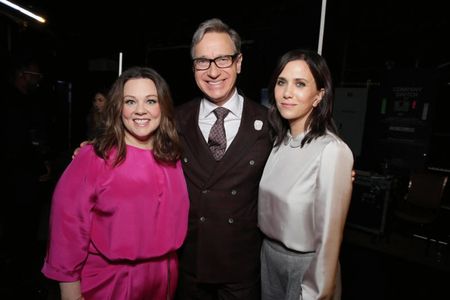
[85,88,109,139]
[258,49,354,300]
[0,52,49,287]
[42,66,190,300]
[174,18,272,300]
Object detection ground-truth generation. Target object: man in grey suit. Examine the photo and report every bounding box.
[175,18,272,300]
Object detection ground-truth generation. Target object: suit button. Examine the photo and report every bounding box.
[231,190,237,196]
[228,218,234,224]
[249,160,255,166]
[200,216,206,222]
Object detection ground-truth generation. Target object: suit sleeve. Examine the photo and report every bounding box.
[301,141,354,300]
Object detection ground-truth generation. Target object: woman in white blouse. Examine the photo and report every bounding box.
[258,49,354,300]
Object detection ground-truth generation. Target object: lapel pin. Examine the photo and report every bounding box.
[254,120,263,131]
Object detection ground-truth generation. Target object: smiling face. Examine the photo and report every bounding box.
[122,78,161,149]
[274,59,324,136]
[193,32,242,106]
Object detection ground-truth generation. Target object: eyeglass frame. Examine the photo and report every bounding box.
[22,70,43,79]
[192,53,240,71]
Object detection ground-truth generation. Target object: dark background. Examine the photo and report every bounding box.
[2,0,449,172]
[1,1,450,299]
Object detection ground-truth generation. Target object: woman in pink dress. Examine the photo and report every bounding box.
[42,66,189,300]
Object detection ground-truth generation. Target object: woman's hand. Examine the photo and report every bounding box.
[59,281,84,300]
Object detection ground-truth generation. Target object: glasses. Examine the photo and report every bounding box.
[193,53,240,71]
[23,71,43,79]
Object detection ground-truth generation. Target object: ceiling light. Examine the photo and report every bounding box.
[0,0,46,23]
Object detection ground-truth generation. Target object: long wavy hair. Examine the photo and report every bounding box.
[93,66,182,166]
[267,49,338,148]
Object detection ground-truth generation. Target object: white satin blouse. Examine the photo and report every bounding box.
[258,131,354,300]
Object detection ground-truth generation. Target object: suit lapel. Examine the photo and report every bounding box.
[205,99,265,186]
[178,98,267,188]
[177,101,220,189]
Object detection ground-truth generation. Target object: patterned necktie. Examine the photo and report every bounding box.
[208,107,230,160]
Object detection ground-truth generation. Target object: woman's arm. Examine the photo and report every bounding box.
[302,141,354,300]
[42,146,98,284]
[60,281,84,300]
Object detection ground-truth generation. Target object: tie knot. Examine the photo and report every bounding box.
[213,107,229,120]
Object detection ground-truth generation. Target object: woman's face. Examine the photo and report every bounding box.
[122,78,161,149]
[274,59,323,135]
[94,92,107,111]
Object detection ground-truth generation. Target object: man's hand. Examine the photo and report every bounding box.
[72,140,90,160]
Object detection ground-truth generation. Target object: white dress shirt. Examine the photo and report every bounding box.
[198,89,243,150]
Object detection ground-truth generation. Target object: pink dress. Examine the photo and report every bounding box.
[42,145,189,300]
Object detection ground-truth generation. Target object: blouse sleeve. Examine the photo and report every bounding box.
[42,146,100,282]
[301,140,354,300]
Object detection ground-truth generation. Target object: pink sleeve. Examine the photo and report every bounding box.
[42,146,100,282]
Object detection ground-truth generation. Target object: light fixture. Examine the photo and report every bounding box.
[0,0,46,23]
